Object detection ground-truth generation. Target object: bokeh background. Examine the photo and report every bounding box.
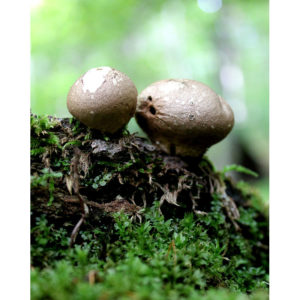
[31,0,269,203]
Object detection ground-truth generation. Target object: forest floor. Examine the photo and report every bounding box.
[31,115,269,300]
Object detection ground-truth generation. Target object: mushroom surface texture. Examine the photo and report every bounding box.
[67,67,137,133]
[135,79,234,157]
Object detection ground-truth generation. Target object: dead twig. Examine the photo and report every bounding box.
[69,147,90,247]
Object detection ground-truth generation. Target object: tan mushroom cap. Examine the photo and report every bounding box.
[67,67,137,133]
[135,79,234,157]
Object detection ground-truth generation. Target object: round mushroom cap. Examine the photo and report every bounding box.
[135,79,234,157]
[67,67,137,133]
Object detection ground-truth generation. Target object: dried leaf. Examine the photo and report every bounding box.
[88,270,98,285]
[78,152,90,178]
[222,193,240,220]
[65,175,73,195]
[101,197,141,214]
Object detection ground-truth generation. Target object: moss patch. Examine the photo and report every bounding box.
[31,115,269,299]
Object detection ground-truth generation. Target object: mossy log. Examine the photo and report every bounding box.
[31,114,269,296]
[31,115,268,246]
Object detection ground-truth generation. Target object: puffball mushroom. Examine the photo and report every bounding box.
[135,79,234,157]
[67,67,137,133]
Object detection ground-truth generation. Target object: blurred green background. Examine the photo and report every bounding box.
[31,0,269,202]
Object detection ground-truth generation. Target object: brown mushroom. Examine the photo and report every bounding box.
[135,79,234,157]
[67,67,137,133]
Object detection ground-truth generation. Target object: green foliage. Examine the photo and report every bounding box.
[62,140,82,150]
[31,198,268,299]
[52,157,71,171]
[31,168,63,205]
[31,146,47,156]
[91,172,113,189]
[97,161,134,172]
[199,157,216,173]
[236,181,268,214]
[31,215,70,267]
[31,115,61,156]
[84,160,135,189]
[222,164,259,178]
[31,115,58,134]
[72,119,84,135]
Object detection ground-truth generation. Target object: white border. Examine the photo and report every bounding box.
[270,0,300,298]
[0,0,30,299]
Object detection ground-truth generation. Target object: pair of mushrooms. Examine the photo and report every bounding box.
[67,67,234,157]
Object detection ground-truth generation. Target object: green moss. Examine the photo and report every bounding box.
[236,181,269,215]
[31,115,62,156]
[221,164,259,179]
[31,199,268,299]
[31,115,269,299]
[31,168,63,205]
[62,140,82,150]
